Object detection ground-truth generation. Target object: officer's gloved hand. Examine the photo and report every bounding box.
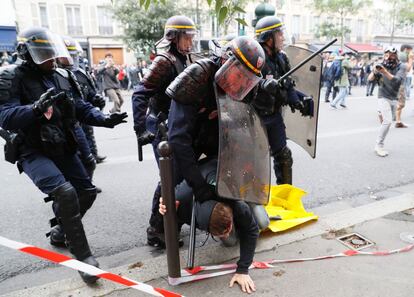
[289,90,314,117]
[32,88,65,118]
[278,77,295,90]
[194,183,217,203]
[103,112,128,128]
[136,130,155,146]
[91,94,106,110]
[259,79,279,95]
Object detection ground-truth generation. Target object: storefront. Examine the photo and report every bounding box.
[0,26,17,53]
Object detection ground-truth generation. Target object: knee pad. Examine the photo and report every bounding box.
[78,187,97,217]
[50,182,80,219]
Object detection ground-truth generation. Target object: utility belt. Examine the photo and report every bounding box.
[0,128,22,164]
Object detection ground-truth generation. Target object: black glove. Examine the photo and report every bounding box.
[260,79,279,96]
[91,94,106,110]
[32,88,65,118]
[103,112,128,128]
[289,91,314,117]
[136,130,155,146]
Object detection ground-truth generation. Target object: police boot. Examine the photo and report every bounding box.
[50,182,99,284]
[274,146,293,185]
[49,224,66,247]
[147,212,184,248]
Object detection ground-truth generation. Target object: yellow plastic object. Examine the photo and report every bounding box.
[264,184,318,233]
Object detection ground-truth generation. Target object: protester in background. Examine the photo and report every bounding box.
[368,47,406,157]
[395,44,413,128]
[330,54,352,109]
[97,53,124,113]
[323,53,337,102]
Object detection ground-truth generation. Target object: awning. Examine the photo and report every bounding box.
[306,43,354,54]
[344,43,383,53]
[0,26,17,52]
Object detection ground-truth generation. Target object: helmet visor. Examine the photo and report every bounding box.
[26,32,72,65]
[215,56,261,101]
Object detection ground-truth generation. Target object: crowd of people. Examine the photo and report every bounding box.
[0,14,413,294]
[321,44,413,157]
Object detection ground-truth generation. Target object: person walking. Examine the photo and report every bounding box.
[395,44,413,128]
[97,52,124,113]
[330,54,351,109]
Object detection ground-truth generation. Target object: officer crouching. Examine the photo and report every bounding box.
[0,27,127,284]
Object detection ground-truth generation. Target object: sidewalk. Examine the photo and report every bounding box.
[2,193,414,297]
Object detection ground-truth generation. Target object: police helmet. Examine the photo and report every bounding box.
[59,35,83,69]
[255,16,285,44]
[16,27,72,65]
[215,36,265,101]
[164,15,197,42]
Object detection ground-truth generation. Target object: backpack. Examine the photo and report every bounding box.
[331,60,343,81]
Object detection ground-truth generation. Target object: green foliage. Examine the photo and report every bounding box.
[112,0,179,55]
[312,0,371,47]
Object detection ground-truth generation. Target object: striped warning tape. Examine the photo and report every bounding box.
[169,243,414,285]
[0,235,183,297]
[2,234,413,290]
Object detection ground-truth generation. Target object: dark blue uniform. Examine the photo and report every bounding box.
[253,50,301,184]
[0,63,111,221]
[131,46,188,241]
[167,58,259,274]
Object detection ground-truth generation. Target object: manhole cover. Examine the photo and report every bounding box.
[400,232,414,244]
[336,233,375,250]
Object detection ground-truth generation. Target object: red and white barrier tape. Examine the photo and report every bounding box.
[169,243,414,285]
[0,236,183,297]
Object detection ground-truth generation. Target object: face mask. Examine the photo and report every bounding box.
[384,58,398,69]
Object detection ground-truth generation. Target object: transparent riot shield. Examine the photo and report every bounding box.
[215,85,270,205]
[283,45,323,158]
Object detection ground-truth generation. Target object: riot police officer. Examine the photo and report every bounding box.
[165,36,266,292]
[60,36,106,187]
[253,16,310,185]
[0,27,127,284]
[131,15,197,247]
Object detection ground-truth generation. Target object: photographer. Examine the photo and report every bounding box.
[97,52,124,113]
[368,47,407,157]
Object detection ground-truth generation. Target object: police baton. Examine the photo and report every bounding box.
[276,38,338,84]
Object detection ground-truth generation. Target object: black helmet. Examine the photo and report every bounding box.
[164,15,197,41]
[62,35,83,56]
[16,27,72,65]
[209,33,237,58]
[59,35,83,69]
[215,36,265,101]
[255,16,284,43]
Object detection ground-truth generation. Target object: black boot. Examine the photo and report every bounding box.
[50,182,99,284]
[50,225,66,247]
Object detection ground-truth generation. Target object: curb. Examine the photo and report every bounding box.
[3,193,414,297]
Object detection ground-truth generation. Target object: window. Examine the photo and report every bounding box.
[356,19,363,42]
[39,3,49,28]
[292,15,300,36]
[97,6,114,35]
[66,5,82,35]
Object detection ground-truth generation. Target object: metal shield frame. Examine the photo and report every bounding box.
[283,45,323,158]
[215,85,270,205]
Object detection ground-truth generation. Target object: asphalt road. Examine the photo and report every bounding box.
[1,86,414,293]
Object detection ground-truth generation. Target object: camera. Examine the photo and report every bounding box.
[375,64,384,70]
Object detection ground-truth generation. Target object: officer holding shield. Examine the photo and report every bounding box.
[253,16,312,185]
[164,36,268,293]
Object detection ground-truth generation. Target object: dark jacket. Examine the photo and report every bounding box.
[97,64,120,90]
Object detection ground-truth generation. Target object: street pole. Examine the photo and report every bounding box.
[158,141,181,281]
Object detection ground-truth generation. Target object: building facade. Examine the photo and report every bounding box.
[12,0,135,65]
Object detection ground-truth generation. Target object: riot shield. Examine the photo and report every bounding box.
[283,45,323,158]
[215,85,270,205]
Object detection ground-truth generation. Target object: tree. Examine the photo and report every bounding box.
[372,0,414,45]
[112,0,179,56]
[312,0,370,49]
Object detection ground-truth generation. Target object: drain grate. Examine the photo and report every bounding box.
[336,233,375,250]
